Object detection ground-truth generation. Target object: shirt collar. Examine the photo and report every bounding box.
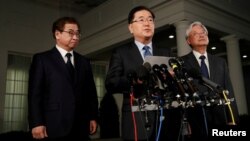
[193,50,207,60]
[134,40,152,51]
[56,45,73,57]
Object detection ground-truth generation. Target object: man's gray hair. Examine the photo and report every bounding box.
[185,21,208,39]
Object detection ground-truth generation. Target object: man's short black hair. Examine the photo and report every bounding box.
[128,5,155,24]
[52,17,80,39]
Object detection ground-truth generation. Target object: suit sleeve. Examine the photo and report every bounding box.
[105,49,130,94]
[28,54,45,129]
[85,60,99,120]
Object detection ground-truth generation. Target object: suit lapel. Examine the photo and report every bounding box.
[207,54,216,81]
[130,43,144,65]
[51,47,75,83]
[187,52,200,69]
[187,53,216,80]
[72,52,80,85]
[51,47,66,67]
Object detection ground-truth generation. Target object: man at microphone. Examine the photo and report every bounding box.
[105,6,175,141]
[181,21,239,140]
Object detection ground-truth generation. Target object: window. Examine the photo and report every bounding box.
[3,53,31,132]
[91,62,108,107]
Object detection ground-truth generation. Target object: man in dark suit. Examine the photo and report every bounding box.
[105,6,176,141]
[28,17,98,141]
[181,21,239,140]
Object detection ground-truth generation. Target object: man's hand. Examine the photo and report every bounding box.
[89,120,98,134]
[31,125,48,139]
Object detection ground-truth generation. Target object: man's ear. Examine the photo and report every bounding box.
[128,24,133,34]
[186,38,190,45]
[55,31,60,39]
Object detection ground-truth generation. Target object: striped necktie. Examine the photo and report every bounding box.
[143,46,152,57]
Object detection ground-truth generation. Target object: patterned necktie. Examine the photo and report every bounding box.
[65,53,75,78]
[143,46,152,57]
[199,55,209,78]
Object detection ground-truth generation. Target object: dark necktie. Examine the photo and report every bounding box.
[199,55,209,78]
[65,53,75,78]
[143,46,152,57]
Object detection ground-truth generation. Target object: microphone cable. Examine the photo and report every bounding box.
[222,90,236,125]
[129,85,138,141]
[156,99,164,141]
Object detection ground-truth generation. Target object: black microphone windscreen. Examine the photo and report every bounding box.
[160,64,168,73]
[152,64,160,73]
[143,62,151,71]
[168,58,178,69]
[137,65,149,80]
[175,57,184,66]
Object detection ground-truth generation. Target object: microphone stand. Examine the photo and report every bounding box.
[178,93,192,141]
[129,82,138,141]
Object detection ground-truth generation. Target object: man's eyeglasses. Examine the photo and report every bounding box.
[132,17,154,24]
[191,31,207,37]
[61,30,81,38]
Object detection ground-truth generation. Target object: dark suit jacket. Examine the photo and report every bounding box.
[181,52,239,139]
[28,47,98,138]
[105,42,172,140]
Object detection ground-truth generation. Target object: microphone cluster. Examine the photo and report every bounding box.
[127,57,233,110]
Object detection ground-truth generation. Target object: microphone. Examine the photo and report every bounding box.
[152,64,166,89]
[180,67,201,104]
[159,63,184,103]
[160,64,179,81]
[168,58,184,79]
[188,68,222,91]
[175,57,184,66]
[143,62,152,71]
[168,58,188,99]
[172,58,203,105]
[159,64,169,74]
[136,64,150,81]
[174,58,199,93]
[134,62,160,99]
[159,64,177,90]
[142,62,159,87]
[168,58,179,72]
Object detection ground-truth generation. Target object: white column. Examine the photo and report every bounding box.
[174,20,192,57]
[221,35,248,115]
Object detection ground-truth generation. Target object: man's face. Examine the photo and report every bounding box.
[55,23,80,51]
[128,10,155,42]
[187,25,209,49]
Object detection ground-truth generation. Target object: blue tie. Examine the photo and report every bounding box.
[199,55,209,78]
[143,46,152,57]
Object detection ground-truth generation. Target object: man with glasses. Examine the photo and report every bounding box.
[28,17,98,141]
[181,21,239,140]
[105,6,175,141]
